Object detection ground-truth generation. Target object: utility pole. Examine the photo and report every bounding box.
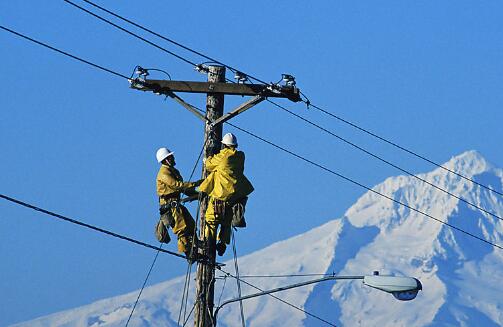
[130,65,301,327]
[195,65,226,327]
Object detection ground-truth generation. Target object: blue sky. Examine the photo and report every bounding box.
[1,1,503,325]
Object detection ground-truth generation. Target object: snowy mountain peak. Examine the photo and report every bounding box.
[443,150,491,177]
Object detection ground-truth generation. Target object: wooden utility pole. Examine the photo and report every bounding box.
[195,65,226,327]
[130,64,301,327]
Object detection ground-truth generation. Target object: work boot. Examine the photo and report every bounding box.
[216,242,226,256]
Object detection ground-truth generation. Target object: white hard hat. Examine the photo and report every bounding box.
[222,133,238,146]
[156,147,174,163]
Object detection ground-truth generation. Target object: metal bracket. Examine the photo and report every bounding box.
[210,95,265,128]
[165,90,207,122]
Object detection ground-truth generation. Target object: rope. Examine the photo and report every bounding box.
[178,136,210,324]
[125,244,163,327]
[182,300,198,327]
[231,232,246,327]
[217,276,228,307]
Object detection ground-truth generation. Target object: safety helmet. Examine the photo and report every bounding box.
[221,133,238,146]
[156,147,174,163]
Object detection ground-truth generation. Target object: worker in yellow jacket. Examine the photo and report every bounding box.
[199,133,254,255]
[156,147,201,258]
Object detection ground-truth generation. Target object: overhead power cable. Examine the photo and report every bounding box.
[180,100,503,252]
[4,10,500,266]
[60,0,503,201]
[217,268,337,327]
[63,0,199,68]
[0,194,188,259]
[69,0,269,85]
[307,102,503,197]
[224,122,503,251]
[0,25,129,80]
[65,0,503,201]
[268,100,503,222]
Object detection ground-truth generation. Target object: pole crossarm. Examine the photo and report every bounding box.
[131,79,302,102]
[165,90,207,122]
[213,275,364,325]
[211,95,265,127]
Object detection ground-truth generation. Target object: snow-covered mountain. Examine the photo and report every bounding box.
[13,150,503,327]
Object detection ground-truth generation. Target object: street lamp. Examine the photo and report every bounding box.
[213,272,422,326]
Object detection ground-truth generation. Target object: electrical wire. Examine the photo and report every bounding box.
[57,0,503,202]
[223,122,503,251]
[64,0,503,203]
[307,102,503,198]
[73,0,269,85]
[268,99,503,222]
[0,24,129,80]
[5,13,503,322]
[63,0,200,68]
[0,194,191,258]
[217,268,337,327]
[180,100,503,252]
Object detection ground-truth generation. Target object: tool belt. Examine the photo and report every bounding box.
[212,197,248,228]
[159,195,181,228]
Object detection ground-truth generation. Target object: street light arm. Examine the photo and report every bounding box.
[213,275,364,326]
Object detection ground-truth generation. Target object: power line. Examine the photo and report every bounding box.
[217,268,337,327]
[67,0,503,203]
[4,5,501,289]
[0,193,189,259]
[59,0,503,202]
[307,102,503,198]
[0,24,129,80]
[63,0,200,68]
[71,0,270,85]
[268,99,503,222]
[173,100,503,252]
[224,122,503,251]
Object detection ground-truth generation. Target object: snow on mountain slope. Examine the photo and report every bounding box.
[12,151,503,327]
[12,219,346,327]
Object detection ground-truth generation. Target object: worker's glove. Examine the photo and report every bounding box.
[159,205,169,216]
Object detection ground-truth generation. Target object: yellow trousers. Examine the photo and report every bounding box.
[161,205,195,253]
[204,197,232,245]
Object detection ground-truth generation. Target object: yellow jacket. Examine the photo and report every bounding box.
[199,147,254,202]
[157,164,197,205]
